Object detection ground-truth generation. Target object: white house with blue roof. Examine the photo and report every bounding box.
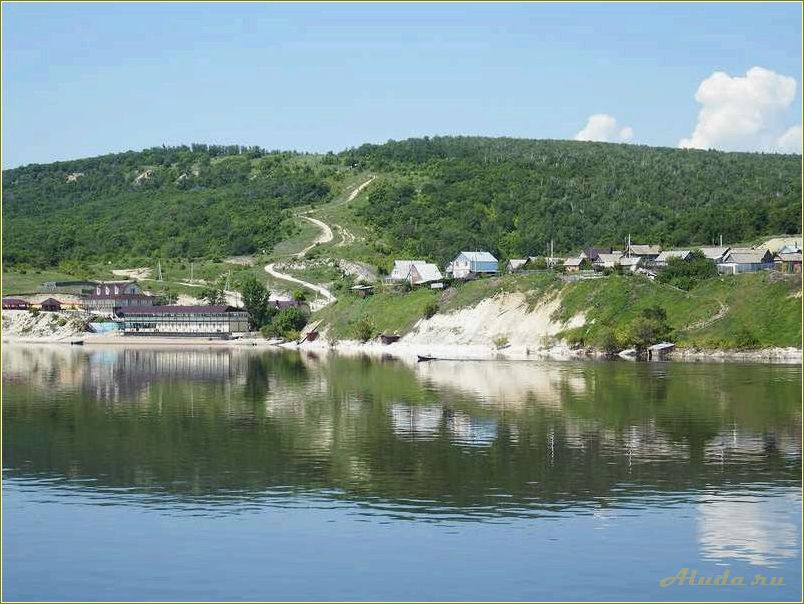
[445,251,499,279]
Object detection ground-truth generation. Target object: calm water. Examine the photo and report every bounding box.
[2,344,801,601]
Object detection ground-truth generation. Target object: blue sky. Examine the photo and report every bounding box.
[2,2,802,167]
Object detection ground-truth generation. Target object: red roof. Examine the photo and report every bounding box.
[118,305,244,315]
[2,298,28,304]
[86,293,155,300]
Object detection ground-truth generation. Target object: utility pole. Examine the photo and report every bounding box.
[719,234,723,247]
[550,239,554,265]
[190,262,194,283]
[157,260,163,281]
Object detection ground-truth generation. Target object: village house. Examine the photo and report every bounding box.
[445,251,498,279]
[594,252,624,269]
[775,251,802,273]
[95,281,142,296]
[625,244,662,261]
[563,257,584,273]
[350,284,375,298]
[618,256,643,272]
[580,247,612,262]
[117,305,249,338]
[2,298,30,310]
[82,293,158,316]
[39,298,62,312]
[717,248,775,274]
[654,250,692,267]
[506,258,529,273]
[698,246,731,263]
[389,260,443,285]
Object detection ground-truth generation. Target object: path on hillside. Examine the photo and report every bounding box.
[264,176,376,309]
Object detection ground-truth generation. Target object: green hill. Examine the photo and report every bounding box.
[3,137,801,272]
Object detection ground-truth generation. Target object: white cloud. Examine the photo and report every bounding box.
[774,124,802,154]
[679,66,799,153]
[574,114,634,143]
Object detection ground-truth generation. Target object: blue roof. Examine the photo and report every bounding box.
[459,251,498,263]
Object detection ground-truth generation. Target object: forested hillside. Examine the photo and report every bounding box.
[3,137,800,270]
[344,137,801,264]
[2,145,334,267]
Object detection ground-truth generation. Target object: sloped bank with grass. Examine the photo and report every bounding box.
[311,272,801,360]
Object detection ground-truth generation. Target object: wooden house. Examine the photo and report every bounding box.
[718,248,775,274]
[39,298,62,312]
[563,257,584,273]
[775,251,802,273]
[445,251,498,279]
[654,250,692,267]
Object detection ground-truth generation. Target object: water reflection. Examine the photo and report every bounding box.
[3,345,801,523]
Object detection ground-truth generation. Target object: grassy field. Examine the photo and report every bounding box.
[2,269,83,295]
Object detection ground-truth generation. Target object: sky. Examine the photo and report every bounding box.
[2,2,802,168]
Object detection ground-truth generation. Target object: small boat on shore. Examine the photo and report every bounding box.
[417,354,436,362]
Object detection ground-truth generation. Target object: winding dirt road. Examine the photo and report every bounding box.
[264,176,376,309]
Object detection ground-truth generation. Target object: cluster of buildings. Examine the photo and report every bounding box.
[558,242,801,276]
[3,279,249,338]
[383,240,802,287]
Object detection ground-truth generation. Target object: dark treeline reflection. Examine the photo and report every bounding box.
[3,345,801,516]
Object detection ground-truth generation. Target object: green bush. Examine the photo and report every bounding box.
[492,334,509,349]
[423,300,439,319]
[354,316,375,342]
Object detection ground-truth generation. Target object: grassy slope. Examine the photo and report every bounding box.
[315,271,801,348]
[555,272,801,349]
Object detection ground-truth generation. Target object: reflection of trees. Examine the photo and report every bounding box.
[2,347,801,517]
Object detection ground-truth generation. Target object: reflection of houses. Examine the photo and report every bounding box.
[446,410,497,447]
[446,251,498,279]
[391,404,443,439]
[118,305,249,337]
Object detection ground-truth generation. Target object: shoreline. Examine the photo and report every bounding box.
[2,333,801,363]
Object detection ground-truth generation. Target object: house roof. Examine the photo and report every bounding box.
[40,298,62,305]
[118,305,244,315]
[2,297,28,304]
[458,251,498,263]
[777,252,803,262]
[778,243,802,255]
[596,253,623,264]
[563,257,584,266]
[507,259,528,270]
[627,244,661,256]
[698,246,730,259]
[656,250,691,262]
[413,262,443,282]
[726,250,773,264]
[619,256,642,266]
[86,293,154,300]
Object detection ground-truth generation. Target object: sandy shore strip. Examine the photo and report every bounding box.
[2,332,800,363]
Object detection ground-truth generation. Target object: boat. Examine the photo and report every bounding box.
[69,339,84,346]
[380,333,400,345]
[417,354,436,362]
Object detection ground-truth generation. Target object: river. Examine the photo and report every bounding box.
[2,344,801,601]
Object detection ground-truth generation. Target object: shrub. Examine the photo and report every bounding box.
[423,300,439,319]
[492,334,509,349]
[732,327,760,349]
[354,316,375,342]
[28,308,40,317]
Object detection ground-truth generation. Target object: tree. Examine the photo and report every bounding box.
[239,275,273,330]
[658,249,718,290]
[199,276,227,305]
[292,289,307,302]
[265,307,308,339]
[354,316,375,342]
[626,305,672,352]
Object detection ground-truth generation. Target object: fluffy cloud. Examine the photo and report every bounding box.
[774,124,802,154]
[679,67,799,153]
[574,114,634,143]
